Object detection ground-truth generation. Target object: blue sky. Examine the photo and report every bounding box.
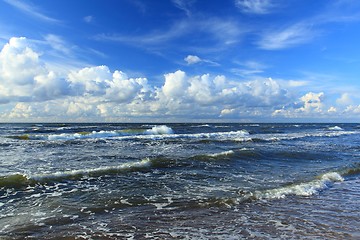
[1,0,360,122]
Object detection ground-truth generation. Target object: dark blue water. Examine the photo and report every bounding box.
[1,123,360,239]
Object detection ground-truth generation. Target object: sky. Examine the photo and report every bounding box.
[1,0,360,122]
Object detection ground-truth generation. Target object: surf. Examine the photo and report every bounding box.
[0,158,152,189]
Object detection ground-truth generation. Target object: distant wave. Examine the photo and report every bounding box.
[190,124,211,128]
[251,130,355,142]
[328,126,343,131]
[6,125,357,143]
[6,126,251,142]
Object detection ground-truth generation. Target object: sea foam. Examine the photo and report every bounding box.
[250,172,344,200]
[145,125,174,135]
[328,126,343,131]
[0,158,152,188]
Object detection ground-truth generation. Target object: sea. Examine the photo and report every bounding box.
[0,123,359,239]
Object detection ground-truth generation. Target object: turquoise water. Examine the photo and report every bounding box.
[1,123,360,239]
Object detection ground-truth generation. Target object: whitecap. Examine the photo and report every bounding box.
[328,126,343,131]
[30,158,152,182]
[249,172,344,200]
[207,150,234,158]
[145,125,174,135]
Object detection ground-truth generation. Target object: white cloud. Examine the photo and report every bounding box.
[231,60,267,77]
[184,55,202,64]
[44,34,72,55]
[0,37,42,84]
[235,0,274,14]
[3,0,61,24]
[272,92,332,119]
[258,23,317,50]
[328,106,337,113]
[345,105,360,114]
[68,65,112,95]
[95,17,243,51]
[2,36,359,122]
[172,0,195,16]
[106,71,151,103]
[8,103,32,119]
[83,15,94,23]
[220,108,235,117]
[298,92,325,113]
[336,93,353,106]
[161,70,188,98]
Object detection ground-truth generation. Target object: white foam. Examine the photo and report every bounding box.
[47,130,119,141]
[207,150,234,158]
[35,127,252,142]
[145,125,174,135]
[118,129,250,142]
[253,130,355,142]
[30,158,152,181]
[186,130,250,140]
[250,172,344,200]
[328,126,343,131]
[46,125,175,141]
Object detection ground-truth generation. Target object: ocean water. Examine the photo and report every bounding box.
[0,123,359,239]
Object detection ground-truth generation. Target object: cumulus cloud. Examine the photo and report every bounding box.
[344,105,360,114]
[3,36,353,122]
[298,92,324,113]
[272,91,336,119]
[0,37,65,103]
[336,93,353,106]
[0,37,151,105]
[161,70,188,98]
[220,108,235,117]
[184,55,202,65]
[68,65,112,95]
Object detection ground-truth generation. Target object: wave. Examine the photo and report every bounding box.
[249,172,344,200]
[206,150,235,158]
[7,125,175,141]
[6,126,251,142]
[200,170,349,208]
[191,150,235,161]
[251,130,356,142]
[6,124,357,143]
[190,124,211,128]
[0,158,152,189]
[179,169,353,210]
[145,125,174,135]
[328,126,343,131]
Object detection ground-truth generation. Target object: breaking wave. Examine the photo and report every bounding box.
[6,125,357,144]
[181,169,356,210]
[328,126,343,131]
[0,158,152,188]
[191,150,235,161]
[206,150,235,158]
[250,172,344,200]
[7,125,251,142]
[230,165,360,204]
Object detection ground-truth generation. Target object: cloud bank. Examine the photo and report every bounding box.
[0,37,358,122]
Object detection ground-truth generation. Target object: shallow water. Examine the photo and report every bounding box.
[0,123,359,239]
